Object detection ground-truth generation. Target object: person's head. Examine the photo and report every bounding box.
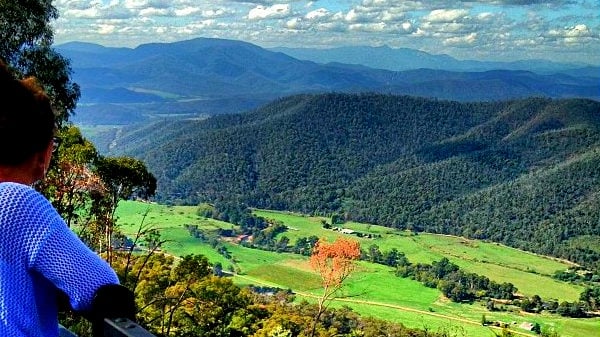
[0,60,56,183]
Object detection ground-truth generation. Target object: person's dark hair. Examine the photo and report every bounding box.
[0,60,55,165]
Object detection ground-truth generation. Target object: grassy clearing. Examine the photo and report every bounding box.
[116,201,232,263]
[116,201,600,337]
[254,209,583,301]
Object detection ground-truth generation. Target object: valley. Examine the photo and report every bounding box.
[115,200,600,337]
[66,38,600,337]
[89,94,600,279]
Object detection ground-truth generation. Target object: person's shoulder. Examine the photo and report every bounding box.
[0,181,39,194]
[0,182,47,204]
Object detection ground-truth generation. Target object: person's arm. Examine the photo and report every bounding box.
[32,219,120,311]
[30,209,120,312]
[24,187,136,328]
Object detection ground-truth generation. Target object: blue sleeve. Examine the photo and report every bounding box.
[29,197,120,312]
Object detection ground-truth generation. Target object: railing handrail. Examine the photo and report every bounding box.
[60,317,156,337]
[103,318,157,337]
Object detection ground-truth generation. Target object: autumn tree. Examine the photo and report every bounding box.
[37,126,101,227]
[309,237,361,337]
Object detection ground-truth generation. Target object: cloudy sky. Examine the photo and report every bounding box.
[53,0,599,65]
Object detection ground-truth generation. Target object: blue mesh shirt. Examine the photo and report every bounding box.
[0,182,119,336]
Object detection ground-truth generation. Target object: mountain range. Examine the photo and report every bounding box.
[56,38,599,125]
[270,45,594,74]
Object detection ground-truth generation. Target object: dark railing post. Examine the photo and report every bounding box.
[61,285,156,337]
[59,324,79,337]
[103,318,157,337]
[60,318,156,337]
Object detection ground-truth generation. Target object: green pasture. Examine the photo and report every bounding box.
[116,201,600,337]
[116,201,232,264]
[254,209,583,301]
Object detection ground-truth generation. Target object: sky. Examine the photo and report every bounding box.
[53,0,600,65]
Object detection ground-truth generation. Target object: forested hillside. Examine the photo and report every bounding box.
[102,94,600,272]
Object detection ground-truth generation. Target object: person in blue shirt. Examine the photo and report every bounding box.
[0,60,132,336]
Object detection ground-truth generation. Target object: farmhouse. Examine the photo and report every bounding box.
[519,322,534,331]
[235,234,253,243]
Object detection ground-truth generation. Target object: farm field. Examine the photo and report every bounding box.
[116,201,600,337]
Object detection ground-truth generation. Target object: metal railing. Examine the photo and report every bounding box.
[102,318,156,337]
[59,318,156,337]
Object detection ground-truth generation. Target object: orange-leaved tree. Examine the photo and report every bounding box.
[309,237,361,337]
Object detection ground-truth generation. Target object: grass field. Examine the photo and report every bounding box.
[253,210,584,301]
[116,201,600,337]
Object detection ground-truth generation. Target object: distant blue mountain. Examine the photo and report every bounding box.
[56,38,599,125]
[270,45,597,74]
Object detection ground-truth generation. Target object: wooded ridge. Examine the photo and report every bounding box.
[99,93,600,273]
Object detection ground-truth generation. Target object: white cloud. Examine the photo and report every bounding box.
[123,0,172,10]
[444,32,477,46]
[548,24,595,44]
[202,9,229,18]
[345,9,359,22]
[286,17,317,31]
[139,7,170,17]
[97,24,117,35]
[477,12,495,22]
[442,22,469,33]
[316,21,347,32]
[52,0,600,64]
[563,24,592,38]
[61,0,134,20]
[306,8,329,20]
[361,0,389,5]
[359,0,425,12]
[423,9,469,23]
[380,9,406,22]
[65,7,101,18]
[248,4,291,20]
[412,27,428,37]
[349,22,386,32]
[286,17,302,29]
[178,20,218,33]
[54,0,94,11]
[124,0,147,10]
[175,7,200,16]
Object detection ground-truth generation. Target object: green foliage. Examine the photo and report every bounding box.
[0,0,79,125]
[95,156,157,205]
[541,326,561,337]
[197,202,216,217]
[172,254,212,282]
[580,286,600,311]
[395,257,517,303]
[116,94,503,209]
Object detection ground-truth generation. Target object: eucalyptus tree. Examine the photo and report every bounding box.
[0,0,79,126]
[92,156,157,263]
